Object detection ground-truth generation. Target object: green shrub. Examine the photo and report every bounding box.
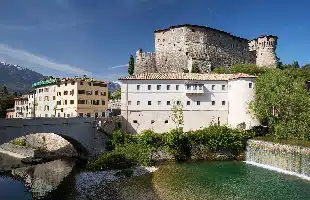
[88,142,151,171]
[114,143,151,166]
[107,130,137,151]
[9,136,27,147]
[87,151,134,171]
[164,128,190,160]
[138,130,163,150]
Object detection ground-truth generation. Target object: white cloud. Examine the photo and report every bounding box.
[0,44,91,76]
[108,64,129,69]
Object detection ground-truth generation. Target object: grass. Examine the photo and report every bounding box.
[253,135,310,148]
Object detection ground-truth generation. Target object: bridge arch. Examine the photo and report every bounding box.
[2,133,89,159]
[0,118,97,159]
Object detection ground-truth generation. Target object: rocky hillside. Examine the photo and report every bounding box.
[0,62,44,93]
[108,81,121,92]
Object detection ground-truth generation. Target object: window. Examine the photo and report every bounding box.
[167,85,171,90]
[64,91,68,95]
[101,92,107,96]
[165,120,168,124]
[148,101,152,105]
[45,114,48,117]
[222,101,226,105]
[199,85,203,90]
[44,96,49,101]
[44,88,49,92]
[176,85,179,90]
[187,101,190,105]
[80,81,83,85]
[167,101,170,105]
[137,101,140,105]
[218,117,220,126]
[102,100,106,105]
[151,120,155,124]
[137,85,141,90]
[78,90,85,94]
[249,83,253,88]
[187,85,191,90]
[70,100,74,104]
[212,85,215,90]
[157,85,161,90]
[71,81,75,85]
[95,91,99,95]
[133,120,138,123]
[88,82,91,86]
[157,101,161,105]
[64,100,67,105]
[53,96,56,100]
[212,101,215,105]
[128,101,131,105]
[57,101,61,105]
[177,101,181,105]
[93,100,100,105]
[193,85,197,90]
[78,100,85,104]
[86,91,92,95]
[87,113,91,117]
[79,113,83,117]
[65,83,67,86]
[197,101,200,105]
[148,85,151,90]
[222,85,226,90]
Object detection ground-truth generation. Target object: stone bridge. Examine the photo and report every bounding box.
[0,118,106,158]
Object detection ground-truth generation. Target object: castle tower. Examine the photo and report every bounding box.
[250,35,278,68]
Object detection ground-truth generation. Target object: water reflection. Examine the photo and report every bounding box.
[11,159,75,199]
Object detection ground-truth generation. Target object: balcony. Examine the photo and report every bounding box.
[185,84,204,95]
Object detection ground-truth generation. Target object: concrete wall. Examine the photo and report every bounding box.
[228,78,259,129]
[0,118,97,157]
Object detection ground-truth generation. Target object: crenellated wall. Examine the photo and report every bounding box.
[134,25,277,74]
[135,49,157,74]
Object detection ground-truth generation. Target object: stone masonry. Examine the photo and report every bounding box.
[135,24,278,74]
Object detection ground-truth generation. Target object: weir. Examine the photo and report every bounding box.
[245,139,310,180]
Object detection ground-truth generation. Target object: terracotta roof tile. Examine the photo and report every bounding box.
[119,73,256,81]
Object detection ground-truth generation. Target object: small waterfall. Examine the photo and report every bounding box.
[245,139,310,181]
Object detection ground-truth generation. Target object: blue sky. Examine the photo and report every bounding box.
[0,0,309,81]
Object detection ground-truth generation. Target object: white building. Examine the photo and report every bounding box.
[119,73,259,134]
[33,84,57,118]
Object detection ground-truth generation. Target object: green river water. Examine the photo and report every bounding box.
[0,159,309,199]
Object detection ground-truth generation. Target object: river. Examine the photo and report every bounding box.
[0,153,309,200]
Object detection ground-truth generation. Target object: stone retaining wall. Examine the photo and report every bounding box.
[246,139,310,177]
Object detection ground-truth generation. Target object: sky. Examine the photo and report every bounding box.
[0,0,309,81]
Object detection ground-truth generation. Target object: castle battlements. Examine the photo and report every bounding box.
[135,24,278,74]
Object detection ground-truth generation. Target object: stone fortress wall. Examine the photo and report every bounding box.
[135,24,278,74]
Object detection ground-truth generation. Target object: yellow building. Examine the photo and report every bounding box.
[55,76,109,118]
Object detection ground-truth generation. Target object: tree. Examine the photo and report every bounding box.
[0,86,8,95]
[191,64,201,73]
[276,61,284,70]
[128,55,135,75]
[13,92,18,97]
[170,100,184,128]
[302,64,310,69]
[249,68,310,140]
[0,87,14,118]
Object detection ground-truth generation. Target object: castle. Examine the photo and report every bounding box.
[135,24,278,74]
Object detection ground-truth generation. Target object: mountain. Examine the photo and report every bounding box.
[108,81,121,92]
[0,62,44,93]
